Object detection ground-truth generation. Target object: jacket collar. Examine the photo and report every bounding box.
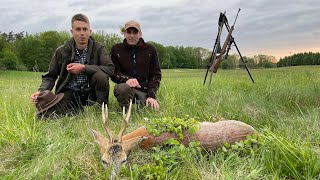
[123,38,145,50]
[64,37,94,62]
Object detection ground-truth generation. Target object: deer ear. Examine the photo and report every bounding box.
[90,129,109,154]
[122,136,149,154]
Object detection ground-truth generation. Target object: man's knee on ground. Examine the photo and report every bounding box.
[92,71,109,85]
[114,83,133,95]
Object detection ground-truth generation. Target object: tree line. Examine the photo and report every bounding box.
[0,31,318,71]
[277,52,320,67]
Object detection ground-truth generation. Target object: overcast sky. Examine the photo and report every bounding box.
[1,0,319,60]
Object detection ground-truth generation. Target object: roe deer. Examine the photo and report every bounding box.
[91,100,147,179]
[91,100,256,178]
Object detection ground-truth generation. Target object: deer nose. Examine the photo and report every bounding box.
[102,159,109,166]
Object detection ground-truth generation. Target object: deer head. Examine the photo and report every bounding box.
[91,100,147,177]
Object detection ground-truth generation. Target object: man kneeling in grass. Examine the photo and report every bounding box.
[30,14,114,118]
[111,20,161,110]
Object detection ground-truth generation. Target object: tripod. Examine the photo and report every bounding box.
[203,10,255,87]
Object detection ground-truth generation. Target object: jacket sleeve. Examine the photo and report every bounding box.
[38,49,60,92]
[147,46,162,99]
[110,45,131,83]
[84,45,115,77]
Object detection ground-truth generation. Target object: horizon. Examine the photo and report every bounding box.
[1,0,319,61]
[1,29,318,61]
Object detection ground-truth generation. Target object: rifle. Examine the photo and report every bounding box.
[204,8,254,86]
[211,8,241,73]
[207,9,240,87]
[203,12,225,85]
[210,23,235,73]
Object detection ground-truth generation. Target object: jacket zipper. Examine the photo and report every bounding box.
[132,53,137,76]
[133,54,136,63]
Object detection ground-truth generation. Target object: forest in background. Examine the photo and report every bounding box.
[0,31,319,71]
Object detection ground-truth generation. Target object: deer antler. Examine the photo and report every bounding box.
[102,102,114,143]
[117,99,133,142]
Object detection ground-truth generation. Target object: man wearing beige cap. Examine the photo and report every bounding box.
[111,20,161,110]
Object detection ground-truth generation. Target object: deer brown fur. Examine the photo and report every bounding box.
[122,120,256,151]
[91,100,256,178]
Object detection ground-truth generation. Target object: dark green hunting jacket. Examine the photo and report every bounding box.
[38,38,114,93]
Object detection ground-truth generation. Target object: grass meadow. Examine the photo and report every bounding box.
[0,66,320,179]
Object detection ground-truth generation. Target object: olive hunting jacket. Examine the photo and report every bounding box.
[38,38,114,93]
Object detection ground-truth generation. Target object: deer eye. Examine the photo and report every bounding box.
[121,159,127,164]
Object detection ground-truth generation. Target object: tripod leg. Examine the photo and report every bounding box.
[203,66,210,85]
[208,67,215,88]
[233,41,255,83]
[207,51,219,88]
[224,21,254,83]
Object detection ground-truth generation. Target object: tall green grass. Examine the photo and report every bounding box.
[0,66,320,179]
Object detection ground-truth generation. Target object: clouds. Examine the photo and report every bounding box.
[0,0,319,59]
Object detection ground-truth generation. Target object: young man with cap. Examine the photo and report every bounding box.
[111,20,161,110]
[30,13,114,118]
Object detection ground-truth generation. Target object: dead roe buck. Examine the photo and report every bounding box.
[91,100,256,177]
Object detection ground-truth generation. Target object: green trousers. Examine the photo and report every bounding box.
[37,71,110,119]
[114,83,147,108]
